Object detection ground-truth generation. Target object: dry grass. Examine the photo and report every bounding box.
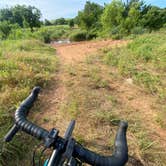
[0,39,58,165]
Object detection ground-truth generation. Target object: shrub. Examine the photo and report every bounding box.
[111,34,123,40]
[0,21,12,39]
[69,30,87,41]
[86,31,97,40]
[35,29,51,43]
[131,27,147,35]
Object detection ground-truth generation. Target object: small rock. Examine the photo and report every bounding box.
[125,78,133,84]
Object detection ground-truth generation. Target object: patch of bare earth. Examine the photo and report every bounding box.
[35,39,166,166]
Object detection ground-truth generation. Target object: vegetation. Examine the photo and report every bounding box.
[69,30,87,41]
[47,30,166,165]
[76,1,103,31]
[0,5,41,32]
[0,24,75,43]
[76,0,166,39]
[103,29,166,124]
[56,30,166,165]
[0,0,166,165]
[0,39,58,165]
[0,1,165,41]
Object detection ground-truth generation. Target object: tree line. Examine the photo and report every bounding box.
[76,0,166,38]
[0,0,165,40]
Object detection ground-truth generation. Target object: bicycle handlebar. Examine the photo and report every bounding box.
[4,87,128,166]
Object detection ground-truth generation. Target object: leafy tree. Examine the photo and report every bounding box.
[23,18,29,28]
[77,1,104,30]
[0,5,41,32]
[123,0,143,16]
[0,21,12,39]
[123,3,141,33]
[142,7,166,31]
[101,0,153,35]
[69,19,74,28]
[101,0,124,33]
[24,6,41,32]
[54,18,67,25]
[0,8,13,23]
[44,19,52,26]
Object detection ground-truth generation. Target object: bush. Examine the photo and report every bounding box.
[69,30,87,41]
[8,28,34,40]
[86,31,97,40]
[50,29,65,40]
[131,27,147,35]
[35,29,51,43]
[111,34,123,40]
[0,21,12,39]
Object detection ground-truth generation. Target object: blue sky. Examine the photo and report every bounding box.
[0,0,165,20]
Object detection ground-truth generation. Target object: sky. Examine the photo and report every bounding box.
[0,0,165,20]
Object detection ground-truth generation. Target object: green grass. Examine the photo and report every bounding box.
[102,30,166,132]
[0,39,58,165]
[103,30,166,98]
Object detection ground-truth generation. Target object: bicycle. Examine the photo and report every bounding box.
[4,87,128,166]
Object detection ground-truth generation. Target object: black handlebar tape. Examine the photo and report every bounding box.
[5,86,128,166]
[4,124,19,142]
[73,121,128,166]
[15,87,49,140]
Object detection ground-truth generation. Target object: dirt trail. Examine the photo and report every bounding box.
[36,39,166,165]
[37,39,127,132]
[55,39,127,64]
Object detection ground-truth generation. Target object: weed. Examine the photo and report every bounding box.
[0,39,57,165]
[102,30,166,99]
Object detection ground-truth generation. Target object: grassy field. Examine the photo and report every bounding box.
[0,39,58,165]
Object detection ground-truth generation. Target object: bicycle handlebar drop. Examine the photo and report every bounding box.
[4,87,128,166]
[73,121,128,166]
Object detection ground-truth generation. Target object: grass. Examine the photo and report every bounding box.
[0,39,58,165]
[100,29,166,165]
[103,30,166,98]
[102,29,166,132]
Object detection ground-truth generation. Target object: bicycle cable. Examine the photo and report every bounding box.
[32,142,43,166]
[38,146,47,166]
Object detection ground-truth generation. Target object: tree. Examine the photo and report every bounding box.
[0,21,12,39]
[142,7,166,31]
[101,0,151,35]
[77,1,104,30]
[69,19,74,28]
[25,6,41,31]
[54,18,67,25]
[0,5,42,31]
[44,19,52,26]
[123,4,141,33]
[101,0,124,33]
[0,8,13,23]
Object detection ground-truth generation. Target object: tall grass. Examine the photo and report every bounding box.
[103,29,166,132]
[103,30,166,98]
[0,39,58,165]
